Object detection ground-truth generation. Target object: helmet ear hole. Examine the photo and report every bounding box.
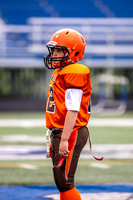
[75,52,79,57]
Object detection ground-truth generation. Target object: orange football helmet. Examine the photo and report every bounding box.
[44,28,86,69]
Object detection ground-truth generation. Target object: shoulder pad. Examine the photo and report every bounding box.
[59,64,90,74]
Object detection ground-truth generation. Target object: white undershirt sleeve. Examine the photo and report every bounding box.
[65,88,83,111]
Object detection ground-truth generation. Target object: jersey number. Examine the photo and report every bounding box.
[47,85,55,113]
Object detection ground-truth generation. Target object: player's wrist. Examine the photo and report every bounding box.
[61,137,68,142]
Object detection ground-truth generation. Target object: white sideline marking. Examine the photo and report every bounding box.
[82,144,133,159]
[0,144,133,160]
[0,118,133,127]
[0,145,45,160]
[44,193,132,200]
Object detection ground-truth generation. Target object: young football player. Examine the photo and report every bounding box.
[44,28,92,200]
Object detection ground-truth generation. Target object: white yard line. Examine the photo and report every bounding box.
[89,118,133,127]
[18,163,38,170]
[0,119,45,127]
[0,118,133,127]
[0,144,133,160]
[90,163,110,169]
[1,135,46,143]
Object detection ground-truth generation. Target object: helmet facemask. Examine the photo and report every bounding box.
[44,44,70,69]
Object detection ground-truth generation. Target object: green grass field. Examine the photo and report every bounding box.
[0,112,133,185]
[0,159,133,185]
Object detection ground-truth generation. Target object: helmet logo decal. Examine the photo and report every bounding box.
[48,41,57,45]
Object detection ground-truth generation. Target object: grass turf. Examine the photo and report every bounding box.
[0,126,133,145]
[0,111,133,119]
[0,111,133,185]
[0,159,133,185]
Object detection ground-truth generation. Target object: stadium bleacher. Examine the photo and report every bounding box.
[0,0,133,68]
[0,0,133,25]
[0,17,133,68]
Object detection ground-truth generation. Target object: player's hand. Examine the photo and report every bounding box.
[59,140,70,157]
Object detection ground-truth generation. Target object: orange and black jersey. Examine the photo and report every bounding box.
[46,63,92,129]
